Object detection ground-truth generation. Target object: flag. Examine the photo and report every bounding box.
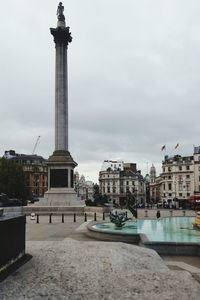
[175,143,179,149]
[161,145,166,151]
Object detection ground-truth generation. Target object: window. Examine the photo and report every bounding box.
[163,183,165,190]
[168,193,172,196]
[107,187,110,193]
[132,181,135,185]
[187,193,190,197]
[186,182,190,191]
[179,193,182,197]
[112,187,116,194]
[120,188,124,193]
[186,175,190,179]
[168,176,171,180]
[199,176,200,182]
[126,181,129,185]
[186,165,190,170]
[179,166,182,171]
[178,183,183,191]
[168,183,172,190]
[168,167,171,172]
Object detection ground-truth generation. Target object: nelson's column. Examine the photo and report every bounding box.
[45,2,81,206]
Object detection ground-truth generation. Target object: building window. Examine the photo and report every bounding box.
[186,175,190,179]
[179,193,182,196]
[126,181,129,185]
[132,181,135,185]
[179,166,182,171]
[199,176,200,182]
[107,187,110,193]
[168,183,172,190]
[178,183,183,191]
[186,182,190,191]
[186,165,190,170]
[169,193,172,196]
[168,167,171,172]
[120,188,124,193]
[168,176,171,180]
[187,193,190,197]
[163,183,165,190]
[112,187,116,194]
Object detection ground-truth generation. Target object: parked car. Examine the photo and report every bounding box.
[29,197,39,204]
[0,193,22,207]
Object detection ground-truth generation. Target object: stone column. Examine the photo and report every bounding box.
[44,3,81,206]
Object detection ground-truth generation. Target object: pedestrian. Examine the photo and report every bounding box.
[156,210,161,219]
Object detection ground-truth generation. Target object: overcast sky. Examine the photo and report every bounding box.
[1,0,200,182]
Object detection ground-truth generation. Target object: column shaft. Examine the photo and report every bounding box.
[55,43,68,151]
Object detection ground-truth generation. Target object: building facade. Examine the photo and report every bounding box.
[4,150,48,197]
[74,171,94,201]
[99,160,145,206]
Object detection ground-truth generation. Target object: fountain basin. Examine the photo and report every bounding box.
[87,217,200,256]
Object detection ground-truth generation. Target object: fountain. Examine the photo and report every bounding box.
[109,211,131,228]
[87,213,200,256]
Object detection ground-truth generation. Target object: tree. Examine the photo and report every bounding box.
[0,158,31,204]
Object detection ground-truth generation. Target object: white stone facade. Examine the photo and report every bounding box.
[99,161,145,205]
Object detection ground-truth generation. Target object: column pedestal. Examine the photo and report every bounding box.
[44,151,83,206]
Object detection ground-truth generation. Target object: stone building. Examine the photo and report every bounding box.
[99,160,145,206]
[159,147,200,207]
[3,150,48,197]
[74,171,94,201]
[161,154,194,206]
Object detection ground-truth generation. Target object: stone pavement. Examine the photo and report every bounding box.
[0,238,200,300]
[1,210,200,299]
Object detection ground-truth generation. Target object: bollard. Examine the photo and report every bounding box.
[84,213,87,222]
[183,210,186,217]
[145,210,148,218]
[62,214,64,223]
[125,211,128,218]
[74,213,76,222]
[102,212,105,220]
[49,213,52,223]
[170,210,173,217]
[36,214,39,223]
[94,212,97,221]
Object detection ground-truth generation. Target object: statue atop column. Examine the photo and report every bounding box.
[57,2,65,21]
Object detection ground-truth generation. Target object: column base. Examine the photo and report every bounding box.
[43,188,84,206]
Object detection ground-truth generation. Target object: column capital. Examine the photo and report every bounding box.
[50,26,72,45]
